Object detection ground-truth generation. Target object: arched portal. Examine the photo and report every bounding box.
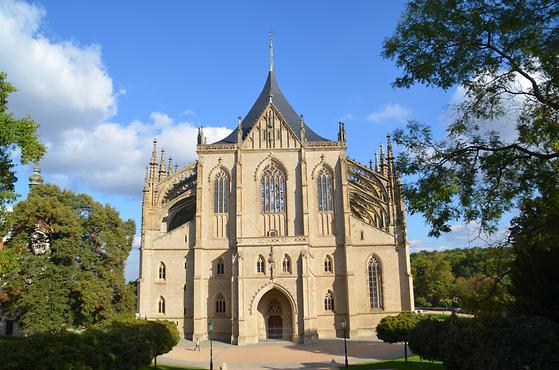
[256,288,293,341]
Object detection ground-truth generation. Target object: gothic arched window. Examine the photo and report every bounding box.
[282,254,291,273]
[158,296,166,314]
[368,256,383,309]
[260,162,286,213]
[324,255,333,273]
[317,168,334,212]
[215,293,226,314]
[158,262,166,280]
[213,170,229,213]
[216,258,224,275]
[324,291,334,311]
[257,255,265,274]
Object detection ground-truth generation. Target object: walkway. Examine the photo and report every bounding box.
[159,338,405,369]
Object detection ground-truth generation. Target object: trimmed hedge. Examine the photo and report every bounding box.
[0,319,180,370]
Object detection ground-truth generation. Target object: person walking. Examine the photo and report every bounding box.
[194,337,200,351]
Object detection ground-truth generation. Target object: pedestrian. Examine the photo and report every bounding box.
[194,337,200,351]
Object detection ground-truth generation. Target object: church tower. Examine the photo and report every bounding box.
[138,37,414,344]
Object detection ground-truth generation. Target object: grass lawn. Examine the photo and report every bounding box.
[140,365,205,370]
[348,355,443,370]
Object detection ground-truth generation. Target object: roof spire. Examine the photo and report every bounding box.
[269,32,274,73]
[29,163,44,189]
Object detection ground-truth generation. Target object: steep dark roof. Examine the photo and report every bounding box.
[213,71,329,144]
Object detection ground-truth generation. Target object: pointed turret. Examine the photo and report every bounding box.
[167,156,173,176]
[387,133,395,180]
[380,144,387,176]
[197,127,206,145]
[28,163,44,189]
[237,116,243,143]
[149,139,158,184]
[374,151,379,172]
[337,122,346,142]
[158,148,166,181]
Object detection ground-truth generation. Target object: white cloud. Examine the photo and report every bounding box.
[44,114,231,195]
[1,0,232,196]
[367,103,410,124]
[0,0,116,139]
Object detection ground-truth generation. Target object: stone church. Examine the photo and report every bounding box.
[138,40,414,344]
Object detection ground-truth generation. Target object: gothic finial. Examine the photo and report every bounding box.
[374,151,379,172]
[174,164,178,173]
[337,121,346,142]
[150,138,158,164]
[369,159,373,170]
[197,127,206,145]
[159,148,166,180]
[380,144,387,176]
[269,32,274,73]
[144,165,149,188]
[167,156,173,175]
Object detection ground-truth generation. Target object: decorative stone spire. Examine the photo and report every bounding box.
[369,159,373,170]
[197,127,206,145]
[237,116,243,143]
[167,156,173,176]
[158,148,166,181]
[380,144,387,176]
[269,31,274,73]
[28,163,44,189]
[143,165,149,189]
[387,133,395,180]
[374,151,379,172]
[174,164,179,173]
[337,122,346,142]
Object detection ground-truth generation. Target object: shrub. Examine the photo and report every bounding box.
[376,312,424,362]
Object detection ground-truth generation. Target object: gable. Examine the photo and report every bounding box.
[242,103,301,150]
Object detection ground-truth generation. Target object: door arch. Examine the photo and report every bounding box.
[256,287,294,341]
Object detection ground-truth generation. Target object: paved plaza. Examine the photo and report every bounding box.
[159,338,405,369]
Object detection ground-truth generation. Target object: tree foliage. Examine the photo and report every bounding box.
[409,314,559,370]
[376,312,424,362]
[0,72,46,235]
[0,320,180,370]
[383,0,559,236]
[509,192,559,322]
[411,247,513,313]
[0,184,136,332]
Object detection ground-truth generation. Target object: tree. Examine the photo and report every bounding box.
[376,312,423,362]
[0,72,46,236]
[147,320,180,368]
[0,184,136,332]
[509,192,559,322]
[383,0,559,237]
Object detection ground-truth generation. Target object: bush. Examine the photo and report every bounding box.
[409,314,559,370]
[0,319,181,370]
[376,312,424,362]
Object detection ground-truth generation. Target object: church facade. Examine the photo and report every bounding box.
[138,52,414,344]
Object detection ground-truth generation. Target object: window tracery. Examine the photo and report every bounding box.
[324,255,333,272]
[158,296,166,314]
[317,168,334,212]
[324,291,334,311]
[213,170,229,213]
[368,256,383,309]
[260,162,286,213]
[158,262,166,280]
[215,293,226,314]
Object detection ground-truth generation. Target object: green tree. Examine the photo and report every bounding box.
[0,184,136,332]
[509,192,559,322]
[383,0,559,237]
[376,312,423,362]
[147,320,181,368]
[0,72,46,236]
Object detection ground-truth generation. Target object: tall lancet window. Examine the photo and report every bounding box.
[260,162,286,213]
[317,168,334,212]
[213,170,229,213]
[368,256,383,309]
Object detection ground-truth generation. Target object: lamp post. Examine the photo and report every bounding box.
[208,320,214,370]
[341,317,348,368]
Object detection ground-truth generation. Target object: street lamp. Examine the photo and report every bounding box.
[208,320,214,370]
[341,317,348,368]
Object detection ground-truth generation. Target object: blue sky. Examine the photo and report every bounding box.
[1,0,499,281]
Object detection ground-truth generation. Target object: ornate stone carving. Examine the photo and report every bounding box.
[236,236,307,247]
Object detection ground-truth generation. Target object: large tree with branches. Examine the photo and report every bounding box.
[384,0,558,237]
[383,0,559,318]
